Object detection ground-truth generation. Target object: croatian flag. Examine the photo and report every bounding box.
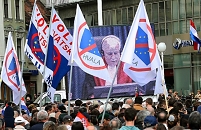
[21,97,30,116]
[120,0,161,86]
[190,20,201,51]
[24,3,49,75]
[1,32,27,105]
[74,112,90,129]
[44,7,72,102]
[72,4,112,82]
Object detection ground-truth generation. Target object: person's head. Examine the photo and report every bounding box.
[134,96,143,105]
[45,104,54,115]
[170,126,184,130]
[62,115,73,125]
[125,98,133,106]
[56,125,67,130]
[14,116,26,126]
[37,110,49,122]
[193,101,201,111]
[197,90,201,94]
[167,114,179,129]
[169,89,173,94]
[62,99,68,105]
[145,98,153,106]
[109,117,122,129]
[173,102,184,112]
[135,110,150,124]
[14,110,20,118]
[168,98,176,107]
[124,108,137,122]
[188,111,201,129]
[101,35,121,67]
[143,115,157,128]
[43,121,57,130]
[72,121,84,130]
[75,99,83,106]
[112,102,119,111]
[157,110,168,123]
[87,125,97,130]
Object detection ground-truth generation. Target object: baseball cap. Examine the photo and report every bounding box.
[15,116,26,123]
[63,115,73,121]
[144,116,157,127]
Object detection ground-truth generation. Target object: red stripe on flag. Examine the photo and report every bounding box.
[139,19,146,22]
[79,43,97,56]
[135,43,148,48]
[129,67,151,71]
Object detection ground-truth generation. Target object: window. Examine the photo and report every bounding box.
[15,0,20,20]
[17,38,21,61]
[172,0,178,20]
[186,0,192,18]
[122,8,127,24]
[159,23,165,36]
[165,1,171,21]
[146,4,151,22]
[173,21,179,34]
[166,22,172,35]
[179,0,185,19]
[128,7,134,24]
[64,17,74,27]
[159,2,165,22]
[116,9,121,24]
[179,20,186,33]
[152,3,158,22]
[193,0,200,17]
[4,0,8,18]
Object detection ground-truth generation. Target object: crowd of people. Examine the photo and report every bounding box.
[0,90,201,130]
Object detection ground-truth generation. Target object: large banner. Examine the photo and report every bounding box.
[68,25,155,100]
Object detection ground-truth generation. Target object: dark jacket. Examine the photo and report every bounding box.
[30,122,44,130]
[4,106,15,128]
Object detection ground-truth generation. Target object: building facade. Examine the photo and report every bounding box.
[0,0,29,101]
[42,0,201,96]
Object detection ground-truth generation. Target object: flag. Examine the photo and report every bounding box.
[72,4,112,82]
[24,3,49,75]
[21,97,30,116]
[1,32,27,105]
[44,7,72,102]
[190,20,201,51]
[120,0,161,86]
[74,112,90,129]
[154,66,168,97]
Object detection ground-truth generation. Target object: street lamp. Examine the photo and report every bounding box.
[158,42,166,73]
[157,42,168,109]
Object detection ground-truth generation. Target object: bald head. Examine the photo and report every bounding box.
[125,98,133,106]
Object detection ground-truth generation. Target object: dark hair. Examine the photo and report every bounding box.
[72,121,84,130]
[75,99,83,106]
[45,105,52,112]
[134,96,143,104]
[112,102,119,111]
[146,98,153,105]
[173,102,183,111]
[48,117,57,124]
[124,108,137,121]
[156,123,166,130]
[168,98,176,107]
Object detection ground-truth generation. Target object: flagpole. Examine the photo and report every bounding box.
[100,60,121,124]
[97,0,103,26]
[39,0,54,110]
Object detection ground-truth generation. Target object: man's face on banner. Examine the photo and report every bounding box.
[102,41,120,67]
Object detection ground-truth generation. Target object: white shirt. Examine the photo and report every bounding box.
[105,66,117,85]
